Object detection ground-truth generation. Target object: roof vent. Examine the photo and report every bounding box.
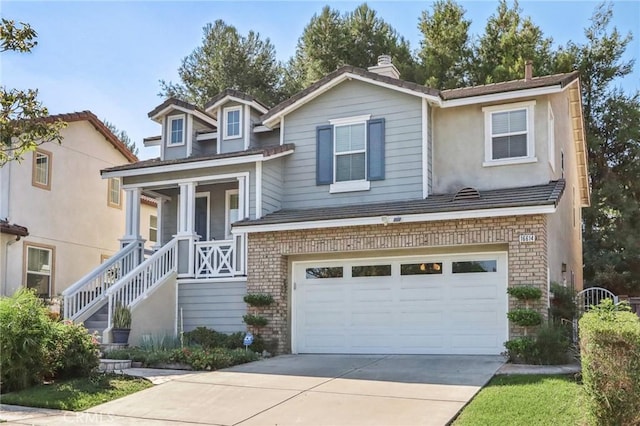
[368,54,400,79]
[453,187,481,201]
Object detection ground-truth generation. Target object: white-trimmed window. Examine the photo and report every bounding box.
[548,105,555,171]
[107,178,121,208]
[225,189,239,239]
[149,215,157,243]
[483,101,536,166]
[329,115,371,193]
[168,116,185,145]
[223,106,242,140]
[32,148,51,190]
[25,244,54,298]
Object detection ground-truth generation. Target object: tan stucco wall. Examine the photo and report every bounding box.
[432,98,552,193]
[546,92,584,290]
[140,202,158,251]
[1,121,133,296]
[128,274,177,346]
[246,215,548,354]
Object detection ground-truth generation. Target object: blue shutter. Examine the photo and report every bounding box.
[316,125,334,185]
[367,118,385,181]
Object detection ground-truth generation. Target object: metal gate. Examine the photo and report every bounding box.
[575,287,618,316]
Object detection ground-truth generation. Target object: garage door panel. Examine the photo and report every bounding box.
[295,253,507,355]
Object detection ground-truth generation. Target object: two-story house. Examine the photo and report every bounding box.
[70,56,588,355]
[0,111,157,303]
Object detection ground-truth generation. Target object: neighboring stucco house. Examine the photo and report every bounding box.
[67,57,589,355]
[0,111,157,299]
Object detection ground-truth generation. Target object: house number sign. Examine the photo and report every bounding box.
[519,234,536,243]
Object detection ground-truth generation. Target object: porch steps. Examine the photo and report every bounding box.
[99,359,132,372]
[84,304,108,340]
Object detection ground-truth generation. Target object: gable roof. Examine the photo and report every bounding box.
[42,111,137,163]
[204,88,270,114]
[147,98,217,128]
[234,180,565,232]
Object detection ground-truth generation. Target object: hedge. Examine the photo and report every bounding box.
[579,302,640,426]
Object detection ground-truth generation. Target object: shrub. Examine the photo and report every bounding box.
[243,314,268,327]
[550,282,577,322]
[507,286,542,301]
[503,337,538,364]
[44,321,100,379]
[113,303,132,329]
[0,289,52,392]
[243,293,274,307]
[507,308,543,327]
[535,322,571,365]
[579,301,640,425]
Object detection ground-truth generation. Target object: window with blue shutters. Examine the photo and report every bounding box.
[316,115,385,193]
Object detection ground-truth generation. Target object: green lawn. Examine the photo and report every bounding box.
[453,374,586,426]
[0,374,152,411]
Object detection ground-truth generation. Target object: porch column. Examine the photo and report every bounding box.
[152,197,165,251]
[176,182,197,277]
[120,187,144,264]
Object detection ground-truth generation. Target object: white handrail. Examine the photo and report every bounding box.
[62,242,141,321]
[194,235,243,278]
[106,238,178,329]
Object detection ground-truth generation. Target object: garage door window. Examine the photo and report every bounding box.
[306,267,343,279]
[452,260,497,273]
[352,265,391,277]
[401,262,443,275]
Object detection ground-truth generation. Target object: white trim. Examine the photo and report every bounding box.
[234,204,557,234]
[548,101,555,172]
[143,137,161,147]
[123,171,250,191]
[150,104,217,127]
[196,132,217,141]
[195,192,211,241]
[279,117,284,145]
[186,114,193,156]
[216,107,222,154]
[253,125,272,133]
[422,98,428,199]
[103,149,294,179]
[205,95,268,115]
[225,189,240,239]
[244,104,250,150]
[177,277,247,284]
[441,85,564,108]
[255,161,262,219]
[483,101,536,165]
[329,180,370,193]
[167,115,186,147]
[329,114,371,126]
[223,105,243,140]
[262,72,439,127]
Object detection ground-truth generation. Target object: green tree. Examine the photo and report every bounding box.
[103,120,138,157]
[418,0,472,89]
[160,20,283,107]
[0,19,66,166]
[472,0,554,84]
[568,4,640,295]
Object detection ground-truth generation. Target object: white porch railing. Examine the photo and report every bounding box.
[106,238,178,330]
[62,241,141,321]
[194,235,244,278]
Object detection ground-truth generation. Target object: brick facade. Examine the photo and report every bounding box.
[246,214,548,353]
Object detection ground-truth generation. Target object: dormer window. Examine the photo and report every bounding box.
[223,106,242,140]
[168,116,185,146]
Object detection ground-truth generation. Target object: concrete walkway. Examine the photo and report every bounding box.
[2,355,504,425]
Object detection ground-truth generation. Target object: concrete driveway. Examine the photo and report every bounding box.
[9,355,505,425]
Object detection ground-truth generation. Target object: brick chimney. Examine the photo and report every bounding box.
[368,55,400,79]
[525,60,533,81]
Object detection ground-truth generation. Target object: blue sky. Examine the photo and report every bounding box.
[2,1,639,160]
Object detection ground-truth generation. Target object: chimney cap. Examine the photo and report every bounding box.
[377,54,392,66]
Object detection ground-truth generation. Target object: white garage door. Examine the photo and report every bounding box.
[293,253,508,355]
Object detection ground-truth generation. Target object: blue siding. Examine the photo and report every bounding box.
[282,80,424,209]
[179,280,247,334]
[262,158,283,216]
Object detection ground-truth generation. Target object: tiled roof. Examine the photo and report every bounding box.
[0,220,29,237]
[204,88,270,111]
[147,97,211,119]
[102,143,295,173]
[235,180,565,227]
[440,72,580,100]
[41,111,137,163]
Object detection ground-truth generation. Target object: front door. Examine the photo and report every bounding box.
[195,194,209,241]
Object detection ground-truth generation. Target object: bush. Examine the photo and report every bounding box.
[44,321,100,379]
[243,314,268,327]
[579,300,640,425]
[243,293,274,307]
[0,289,52,392]
[504,337,538,364]
[535,322,571,365]
[550,282,577,322]
[507,286,542,301]
[507,308,543,327]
